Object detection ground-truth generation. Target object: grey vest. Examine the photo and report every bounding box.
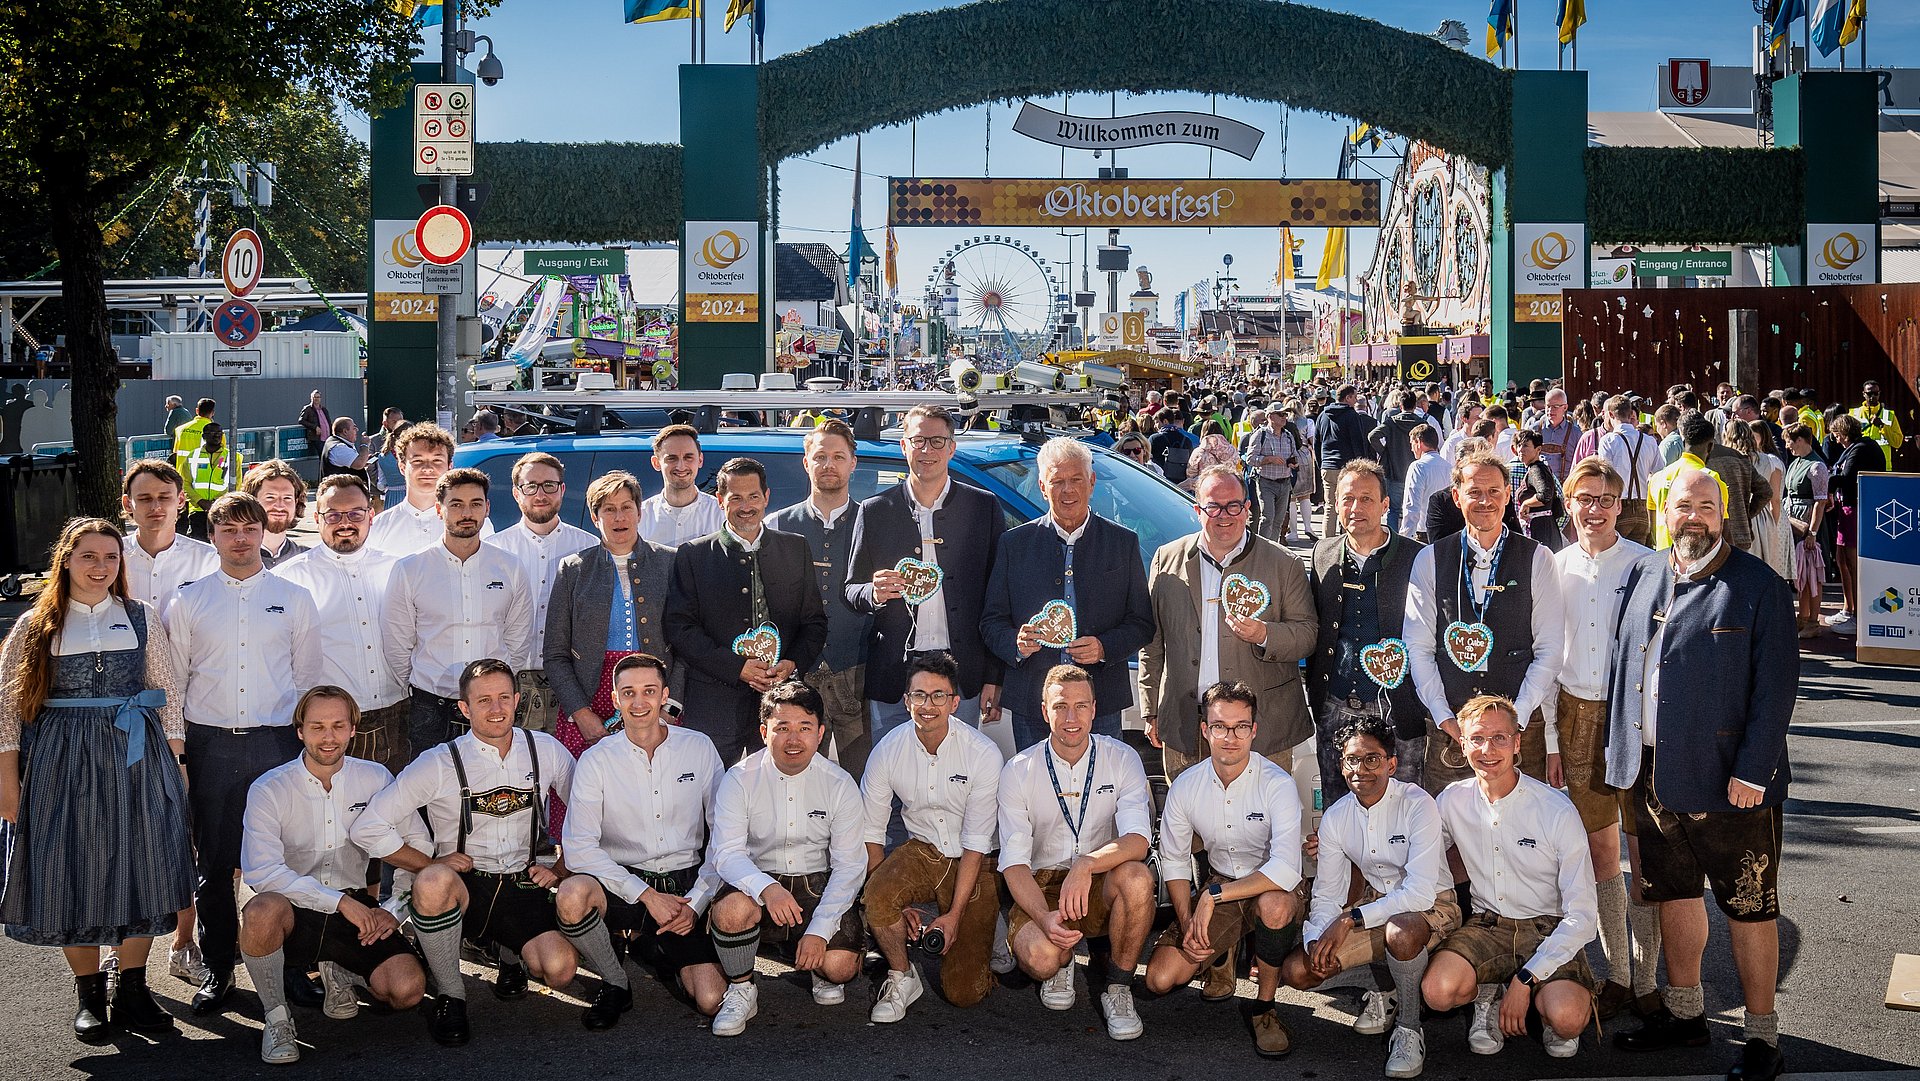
[1432,531,1539,711]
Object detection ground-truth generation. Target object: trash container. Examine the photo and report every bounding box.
[0,451,80,597]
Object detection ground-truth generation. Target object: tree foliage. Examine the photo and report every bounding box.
[1586,146,1807,246]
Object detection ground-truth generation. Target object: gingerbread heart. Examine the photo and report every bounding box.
[1359,638,1410,690]
[1442,621,1493,674]
[894,557,944,606]
[1220,573,1271,622]
[1025,600,1077,649]
[731,623,782,666]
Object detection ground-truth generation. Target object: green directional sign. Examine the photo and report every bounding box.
[524,248,628,276]
[1635,250,1733,276]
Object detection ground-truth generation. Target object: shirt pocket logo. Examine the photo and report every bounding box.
[488,581,505,590]
[677,772,697,783]
[1388,833,1407,845]
[1096,783,1115,794]
[948,774,970,784]
[265,605,285,614]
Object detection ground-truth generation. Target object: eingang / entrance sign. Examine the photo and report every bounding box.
[889,178,1380,228]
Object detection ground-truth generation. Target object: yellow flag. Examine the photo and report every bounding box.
[1840,0,1866,46]
[724,0,753,32]
[1316,229,1347,291]
[1277,225,1296,286]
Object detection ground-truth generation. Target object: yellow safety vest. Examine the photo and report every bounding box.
[184,447,243,510]
[173,416,211,473]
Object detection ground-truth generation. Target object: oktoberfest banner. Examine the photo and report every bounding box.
[889,178,1381,229]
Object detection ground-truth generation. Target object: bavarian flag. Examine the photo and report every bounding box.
[628,0,699,24]
[1486,0,1515,57]
[1557,0,1586,46]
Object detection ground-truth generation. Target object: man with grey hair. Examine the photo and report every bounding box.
[164,394,191,441]
[983,437,1154,751]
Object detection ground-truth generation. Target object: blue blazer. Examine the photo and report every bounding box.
[1604,545,1798,813]
[980,514,1154,722]
[844,478,1006,702]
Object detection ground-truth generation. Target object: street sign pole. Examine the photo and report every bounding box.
[436,10,459,431]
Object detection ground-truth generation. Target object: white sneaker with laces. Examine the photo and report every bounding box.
[811,973,845,1005]
[319,962,359,1020]
[1467,995,1505,1055]
[260,1006,301,1065]
[1100,984,1144,1041]
[870,966,924,1023]
[170,943,211,985]
[1385,1027,1426,1078]
[711,981,759,1037]
[1543,1024,1580,1058]
[1040,964,1076,1010]
[1354,989,1398,1035]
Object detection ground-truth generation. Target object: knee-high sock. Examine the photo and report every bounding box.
[559,908,629,989]
[243,946,290,1018]
[414,904,467,1000]
[1385,948,1430,1029]
[712,923,761,982]
[1594,873,1630,986]
[1628,896,1663,998]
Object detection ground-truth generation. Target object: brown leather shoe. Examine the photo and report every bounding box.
[1202,943,1238,1001]
[1596,981,1635,1020]
[1631,991,1665,1019]
[1252,1007,1293,1058]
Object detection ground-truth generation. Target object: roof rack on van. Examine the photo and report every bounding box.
[470,386,1103,440]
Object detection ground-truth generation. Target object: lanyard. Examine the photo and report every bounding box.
[1043,737,1098,846]
[1458,530,1506,624]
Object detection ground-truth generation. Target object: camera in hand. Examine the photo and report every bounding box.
[912,925,946,955]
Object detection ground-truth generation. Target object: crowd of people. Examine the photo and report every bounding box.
[0,370,1864,1079]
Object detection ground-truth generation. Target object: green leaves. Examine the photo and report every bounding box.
[477,141,684,244]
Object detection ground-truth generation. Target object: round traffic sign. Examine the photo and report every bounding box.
[415,205,472,266]
[214,299,262,348]
[221,228,265,298]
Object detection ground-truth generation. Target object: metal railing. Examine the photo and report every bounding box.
[29,426,316,469]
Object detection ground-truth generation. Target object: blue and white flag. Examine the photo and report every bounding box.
[1810,0,1848,55]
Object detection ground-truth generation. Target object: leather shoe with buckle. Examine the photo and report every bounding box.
[190,968,235,1015]
[1615,1007,1711,1051]
[493,960,528,1000]
[582,983,633,1030]
[1728,1038,1785,1081]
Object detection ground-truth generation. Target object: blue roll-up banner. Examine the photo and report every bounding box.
[1857,472,1920,666]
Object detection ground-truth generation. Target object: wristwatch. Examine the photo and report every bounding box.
[1347,907,1365,928]
[1516,967,1541,989]
[1206,882,1224,901]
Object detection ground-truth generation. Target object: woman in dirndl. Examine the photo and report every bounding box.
[0,518,194,1043]
[541,471,682,836]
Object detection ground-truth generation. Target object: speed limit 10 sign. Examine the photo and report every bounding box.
[222,228,265,298]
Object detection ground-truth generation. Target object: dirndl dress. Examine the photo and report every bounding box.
[0,607,194,946]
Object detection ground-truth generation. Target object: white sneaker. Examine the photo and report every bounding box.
[870,966,924,1023]
[1825,611,1857,635]
[1385,1026,1426,1078]
[260,1005,301,1065]
[711,981,759,1037]
[319,962,359,1020]
[1354,989,1399,1035]
[1100,984,1144,1041]
[1467,994,1505,1055]
[1543,1024,1580,1058]
[811,973,845,1005]
[989,911,1016,975]
[1040,963,1076,1010]
[170,942,210,985]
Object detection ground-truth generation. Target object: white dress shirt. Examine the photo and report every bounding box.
[1401,451,1450,538]
[1304,778,1449,944]
[121,533,217,616]
[906,478,953,650]
[383,541,533,698]
[351,728,574,875]
[1600,427,1661,501]
[707,749,866,942]
[163,569,321,728]
[1196,532,1252,696]
[1547,535,1652,717]
[998,734,1153,873]
[640,491,724,548]
[861,720,1004,858]
[1404,529,1565,746]
[274,544,408,710]
[492,518,596,665]
[365,498,495,557]
[1440,428,1471,465]
[563,725,726,910]
[1158,753,1302,890]
[242,757,423,913]
[1436,774,1597,977]
[53,596,141,655]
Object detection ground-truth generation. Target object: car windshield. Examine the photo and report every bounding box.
[976,451,1197,570]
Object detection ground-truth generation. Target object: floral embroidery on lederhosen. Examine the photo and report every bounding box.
[1726,850,1773,917]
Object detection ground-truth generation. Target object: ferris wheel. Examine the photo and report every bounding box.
[924,235,1070,367]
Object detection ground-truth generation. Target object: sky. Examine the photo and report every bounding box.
[383,0,1919,317]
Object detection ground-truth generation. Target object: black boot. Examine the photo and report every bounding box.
[111,966,176,1035]
[74,973,112,1044]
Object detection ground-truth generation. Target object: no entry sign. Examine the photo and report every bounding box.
[415,205,473,266]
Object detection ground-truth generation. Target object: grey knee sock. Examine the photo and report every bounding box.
[1665,982,1705,1020]
[243,947,290,1017]
[1628,896,1663,998]
[1744,1009,1779,1047]
[414,904,467,1000]
[711,923,761,981]
[1384,949,1430,1028]
[1594,873,1630,986]
[558,909,629,990]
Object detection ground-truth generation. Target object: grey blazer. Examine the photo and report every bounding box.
[542,542,681,717]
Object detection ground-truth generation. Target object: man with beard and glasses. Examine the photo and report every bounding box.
[276,475,411,773]
[1607,470,1797,1081]
[492,453,596,735]
[240,459,309,570]
[383,468,533,755]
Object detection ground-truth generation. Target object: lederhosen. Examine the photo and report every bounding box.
[446,738,558,952]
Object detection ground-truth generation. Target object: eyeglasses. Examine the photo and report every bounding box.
[1197,500,1250,518]
[905,436,953,452]
[319,509,371,525]
[517,480,562,495]
[1463,733,1514,749]
[1341,753,1388,771]
[1570,493,1619,510]
[1121,446,1150,459]
[904,690,956,706]
[1204,722,1253,739]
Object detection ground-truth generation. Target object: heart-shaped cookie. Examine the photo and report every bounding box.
[1359,638,1410,690]
[1025,600,1077,649]
[731,623,782,666]
[894,557,944,606]
[1442,621,1493,674]
[1220,573,1271,622]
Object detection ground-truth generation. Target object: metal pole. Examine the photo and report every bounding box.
[435,1,459,430]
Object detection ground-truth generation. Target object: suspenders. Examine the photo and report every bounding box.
[445,734,545,867]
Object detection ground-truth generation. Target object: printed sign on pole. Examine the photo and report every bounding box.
[415,205,473,266]
[414,83,475,176]
[1857,472,1920,667]
[214,299,262,348]
[221,228,264,298]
